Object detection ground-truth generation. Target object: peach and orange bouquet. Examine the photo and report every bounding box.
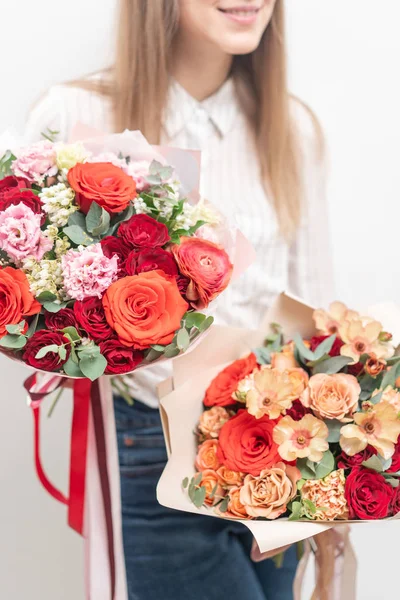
[0,131,235,380]
[182,301,400,522]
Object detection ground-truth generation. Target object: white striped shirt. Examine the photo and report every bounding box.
[25,77,333,407]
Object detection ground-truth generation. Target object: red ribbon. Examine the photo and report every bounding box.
[24,373,116,599]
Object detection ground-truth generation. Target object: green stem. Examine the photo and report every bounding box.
[47,387,64,418]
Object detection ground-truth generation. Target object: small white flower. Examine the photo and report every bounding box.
[40,183,77,227]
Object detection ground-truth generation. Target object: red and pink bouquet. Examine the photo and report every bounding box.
[0,131,234,380]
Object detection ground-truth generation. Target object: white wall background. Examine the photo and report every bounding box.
[1,1,400,599]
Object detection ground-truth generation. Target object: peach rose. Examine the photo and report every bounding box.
[199,469,225,506]
[378,386,400,412]
[301,373,360,422]
[287,368,309,398]
[102,270,188,349]
[216,466,244,488]
[195,439,221,471]
[171,237,233,309]
[271,346,299,370]
[198,406,230,439]
[222,487,251,520]
[240,462,300,519]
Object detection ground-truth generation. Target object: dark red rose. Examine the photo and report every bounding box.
[387,436,400,473]
[0,187,45,224]
[23,330,70,371]
[125,248,178,277]
[348,362,364,377]
[390,486,400,516]
[44,308,79,332]
[309,335,344,357]
[99,339,143,375]
[345,467,394,520]
[0,175,30,200]
[100,236,131,275]
[118,214,170,249]
[286,399,311,421]
[74,297,114,342]
[337,446,377,470]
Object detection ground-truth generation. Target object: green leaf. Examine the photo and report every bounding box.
[188,479,196,503]
[312,355,353,375]
[303,499,317,515]
[387,356,400,366]
[289,501,303,521]
[35,344,59,359]
[193,486,207,508]
[385,478,400,488]
[26,314,40,339]
[77,344,101,359]
[218,497,229,513]
[6,322,25,335]
[184,312,206,330]
[58,346,67,361]
[362,455,392,473]
[86,202,110,237]
[305,458,316,474]
[193,473,203,486]
[63,225,97,246]
[144,348,164,362]
[254,347,272,365]
[293,333,315,362]
[182,477,189,489]
[164,344,181,359]
[297,479,306,491]
[326,419,343,443]
[176,328,190,351]
[370,391,383,405]
[63,357,85,378]
[297,458,316,480]
[68,211,87,229]
[36,291,57,304]
[314,450,335,479]
[62,326,81,342]
[199,316,214,332]
[313,334,337,360]
[381,362,400,390]
[79,354,107,381]
[209,483,219,500]
[0,334,27,349]
[0,150,17,178]
[43,301,68,313]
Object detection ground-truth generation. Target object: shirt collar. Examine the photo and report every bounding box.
[163,77,240,141]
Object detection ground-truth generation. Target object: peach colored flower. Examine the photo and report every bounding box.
[340,402,400,459]
[301,470,349,521]
[198,407,230,439]
[199,469,225,507]
[271,346,299,370]
[244,366,308,420]
[376,386,400,412]
[339,317,394,364]
[195,440,221,471]
[221,486,251,520]
[300,373,360,422]
[273,414,329,462]
[216,466,244,488]
[365,355,386,377]
[240,462,300,519]
[313,301,358,336]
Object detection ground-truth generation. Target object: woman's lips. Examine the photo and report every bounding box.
[218,6,260,25]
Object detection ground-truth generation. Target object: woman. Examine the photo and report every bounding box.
[25,1,333,598]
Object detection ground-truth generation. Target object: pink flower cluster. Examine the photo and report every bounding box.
[12,141,58,185]
[0,203,53,264]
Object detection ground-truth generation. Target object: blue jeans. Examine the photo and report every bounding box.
[114,396,298,600]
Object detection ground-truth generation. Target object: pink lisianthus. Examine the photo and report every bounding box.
[12,140,58,185]
[0,203,53,264]
[61,243,118,301]
[125,160,151,192]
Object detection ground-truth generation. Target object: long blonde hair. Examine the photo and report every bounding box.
[84,0,322,237]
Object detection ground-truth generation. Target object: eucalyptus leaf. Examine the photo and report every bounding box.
[62,326,81,342]
[0,334,27,350]
[199,316,214,332]
[297,458,316,480]
[218,497,229,513]
[385,478,400,488]
[193,486,207,508]
[35,344,59,359]
[77,344,101,359]
[176,328,190,351]
[6,323,24,335]
[362,455,386,473]
[289,501,303,521]
[303,499,317,515]
[164,344,181,359]
[193,473,203,486]
[293,333,315,362]
[313,334,337,360]
[184,312,206,329]
[305,458,316,474]
[86,202,110,237]
[326,419,343,443]
[370,391,383,405]
[43,301,68,313]
[26,314,40,339]
[63,357,85,378]
[36,291,57,304]
[145,348,164,362]
[63,225,96,246]
[387,356,400,366]
[58,346,67,361]
[254,347,271,366]
[182,477,189,489]
[314,450,335,479]
[79,354,107,381]
[68,211,87,229]
[312,355,353,375]
[381,362,400,390]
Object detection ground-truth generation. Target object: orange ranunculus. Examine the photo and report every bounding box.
[171,237,233,309]
[0,267,41,337]
[204,353,258,407]
[195,440,221,471]
[102,270,188,349]
[67,162,137,214]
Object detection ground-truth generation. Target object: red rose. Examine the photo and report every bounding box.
[204,353,258,407]
[44,308,79,332]
[217,410,281,476]
[23,330,70,371]
[309,335,344,357]
[345,467,394,519]
[286,399,311,421]
[387,436,400,473]
[67,162,137,214]
[74,297,114,342]
[390,486,400,516]
[99,339,143,375]
[118,214,170,249]
[125,248,178,277]
[172,237,233,309]
[337,446,377,470]
[100,236,131,275]
[0,175,30,200]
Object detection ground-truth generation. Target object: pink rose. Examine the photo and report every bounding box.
[61,243,118,301]
[0,203,53,264]
[12,141,58,185]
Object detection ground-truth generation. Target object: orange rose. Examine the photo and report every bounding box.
[171,237,233,309]
[199,469,225,506]
[0,267,41,337]
[102,270,188,349]
[204,353,258,407]
[222,487,251,520]
[195,440,221,471]
[68,162,137,214]
[216,466,244,488]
